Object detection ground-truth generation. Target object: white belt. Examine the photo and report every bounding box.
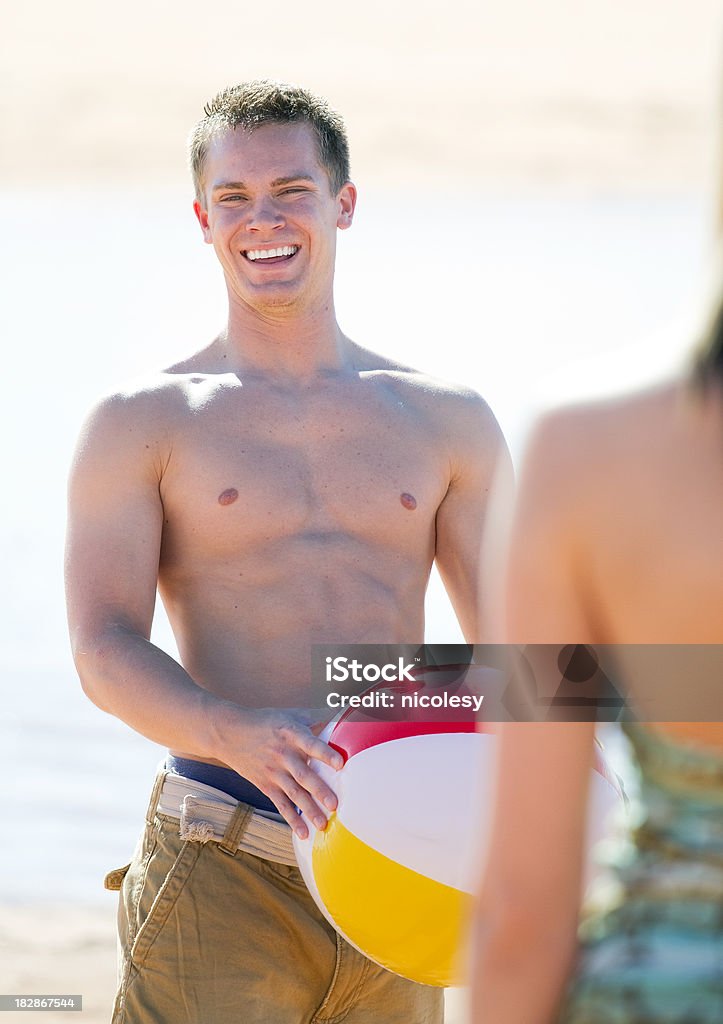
[157,771,297,868]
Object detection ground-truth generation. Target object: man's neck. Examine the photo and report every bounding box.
[219,293,355,382]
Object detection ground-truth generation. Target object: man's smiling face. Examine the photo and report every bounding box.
[194,121,356,317]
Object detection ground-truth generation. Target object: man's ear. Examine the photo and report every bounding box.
[193,199,213,244]
[337,182,357,230]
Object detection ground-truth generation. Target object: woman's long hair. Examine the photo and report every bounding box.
[693,240,723,390]
[694,283,723,388]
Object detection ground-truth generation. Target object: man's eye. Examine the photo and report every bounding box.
[221,194,246,202]
[280,188,308,195]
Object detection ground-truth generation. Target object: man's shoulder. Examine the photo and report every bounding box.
[91,365,213,414]
[355,354,506,478]
[77,370,201,451]
[354,344,498,420]
[90,336,232,412]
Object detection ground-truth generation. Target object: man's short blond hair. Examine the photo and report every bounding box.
[189,80,351,201]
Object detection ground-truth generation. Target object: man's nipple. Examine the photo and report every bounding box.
[218,488,239,506]
[400,492,417,511]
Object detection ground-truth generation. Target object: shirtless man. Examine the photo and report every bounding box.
[65,81,507,1024]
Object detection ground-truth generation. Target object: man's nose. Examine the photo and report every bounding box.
[246,196,285,231]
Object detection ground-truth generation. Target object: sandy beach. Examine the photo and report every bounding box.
[2,0,720,1019]
[0,905,117,1023]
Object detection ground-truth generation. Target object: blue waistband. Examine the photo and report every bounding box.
[165,755,278,815]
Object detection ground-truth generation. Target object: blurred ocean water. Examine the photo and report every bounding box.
[0,186,706,903]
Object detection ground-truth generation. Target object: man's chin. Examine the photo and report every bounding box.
[233,280,305,315]
[252,292,304,316]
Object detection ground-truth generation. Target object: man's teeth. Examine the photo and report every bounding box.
[246,246,299,261]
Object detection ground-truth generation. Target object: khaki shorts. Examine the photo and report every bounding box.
[106,770,444,1024]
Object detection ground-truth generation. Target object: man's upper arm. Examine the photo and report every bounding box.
[65,392,167,656]
[434,393,511,644]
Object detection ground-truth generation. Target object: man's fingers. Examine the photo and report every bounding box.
[270,790,309,840]
[293,729,344,770]
[281,774,329,832]
[289,759,338,815]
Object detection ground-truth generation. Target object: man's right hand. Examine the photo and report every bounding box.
[217,707,344,839]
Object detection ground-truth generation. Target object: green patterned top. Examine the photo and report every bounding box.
[559,723,723,1024]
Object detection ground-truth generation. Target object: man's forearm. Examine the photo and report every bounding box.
[71,622,343,837]
[72,623,234,760]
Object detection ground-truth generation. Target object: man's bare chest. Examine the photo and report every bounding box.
[158,382,450,558]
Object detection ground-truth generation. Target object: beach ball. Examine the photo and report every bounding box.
[293,669,624,987]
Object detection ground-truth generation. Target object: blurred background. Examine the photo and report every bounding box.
[2,1,721,1019]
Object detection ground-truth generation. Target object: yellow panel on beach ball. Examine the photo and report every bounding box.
[312,811,468,987]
